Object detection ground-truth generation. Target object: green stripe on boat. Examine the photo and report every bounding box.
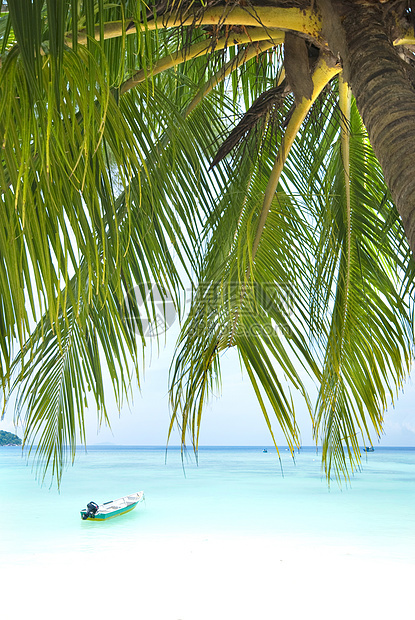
[80,491,144,521]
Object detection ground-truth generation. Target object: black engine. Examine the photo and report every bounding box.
[82,501,99,520]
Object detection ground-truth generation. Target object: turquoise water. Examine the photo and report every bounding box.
[1,445,414,563]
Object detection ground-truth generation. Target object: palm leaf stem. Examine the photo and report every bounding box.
[317,76,352,471]
[338,74,352,336]
[120,29,284,94]
[67,6,321,46]
[138,42,278,177]
[227,56,341,349]
[184,39,279,116]
[252,58,341,259]
[65,17,415,50]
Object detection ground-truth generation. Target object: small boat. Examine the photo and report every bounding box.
[363,447,375,453]
[263,449,268,453]
[80,491,144,521]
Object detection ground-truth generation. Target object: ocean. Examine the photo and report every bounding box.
[1,445,414,618]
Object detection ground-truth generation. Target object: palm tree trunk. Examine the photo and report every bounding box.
[321,1,415,255]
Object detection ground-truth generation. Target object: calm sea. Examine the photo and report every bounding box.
[1,445,414,564]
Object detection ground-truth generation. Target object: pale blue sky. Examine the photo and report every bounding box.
[85,341,415,448]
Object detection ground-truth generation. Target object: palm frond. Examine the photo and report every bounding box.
[284,87,414,481]
[1,2,414,485]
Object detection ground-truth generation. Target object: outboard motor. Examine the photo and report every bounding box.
[82,501,99,520]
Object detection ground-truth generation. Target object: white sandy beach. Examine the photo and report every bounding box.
[1,535,413,620]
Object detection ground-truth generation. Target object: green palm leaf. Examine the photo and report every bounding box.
[284,87,414,480]
[1,1,415,484]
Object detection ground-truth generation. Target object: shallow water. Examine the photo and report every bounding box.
[1,445,414,563]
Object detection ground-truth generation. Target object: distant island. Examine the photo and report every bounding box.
[0,430,22,446]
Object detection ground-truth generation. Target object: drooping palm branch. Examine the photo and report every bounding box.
[1,1,415,483]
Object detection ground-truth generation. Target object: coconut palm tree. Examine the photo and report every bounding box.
[1,0,415,482]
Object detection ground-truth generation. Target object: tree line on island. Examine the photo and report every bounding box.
[0,430,22,446]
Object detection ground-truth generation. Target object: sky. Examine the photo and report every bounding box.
[2,317,415,448]
[86,338,415,447]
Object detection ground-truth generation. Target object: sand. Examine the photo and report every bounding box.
[1,535,413,619]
